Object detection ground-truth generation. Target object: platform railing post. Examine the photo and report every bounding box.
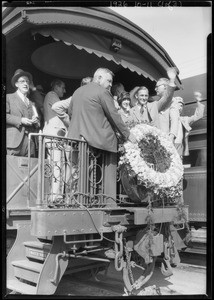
[36,132,43,207]
[27,134,31,207]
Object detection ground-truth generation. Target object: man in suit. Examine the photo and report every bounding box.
[172,92,205,157]
[43,79,67,137]
[67,68,136,205]
[67,68,136,152]
[6,69,40,157]
[51,77,92,130]
[43,79,67,201]
[129,67,177,131]
[155,70,180,143]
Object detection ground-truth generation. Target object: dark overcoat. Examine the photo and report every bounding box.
[67,82,130,152]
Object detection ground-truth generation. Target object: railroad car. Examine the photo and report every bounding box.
[5,133,188,295]
[2,6,206,295]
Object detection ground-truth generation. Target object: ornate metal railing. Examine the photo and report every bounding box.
[28,133,111,208]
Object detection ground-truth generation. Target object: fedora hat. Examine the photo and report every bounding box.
[11,69,33,88]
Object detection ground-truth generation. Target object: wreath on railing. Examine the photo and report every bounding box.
[119,123,184,201]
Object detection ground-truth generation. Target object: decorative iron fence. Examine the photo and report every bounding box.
[28,133,112,208]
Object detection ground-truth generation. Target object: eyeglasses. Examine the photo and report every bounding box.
[155,83,165,89]
[17,80,30,84]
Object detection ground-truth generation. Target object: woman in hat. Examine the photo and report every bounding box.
[117,91,133,127]
[6,69,40,157]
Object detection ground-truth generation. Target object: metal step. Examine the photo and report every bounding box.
[7,279,37,295]
[12,260,43,284]
[183,247,206,255]
[23,241,52,261]
[190,227,206,243]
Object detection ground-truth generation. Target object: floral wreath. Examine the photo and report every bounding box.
[119,123,184,200]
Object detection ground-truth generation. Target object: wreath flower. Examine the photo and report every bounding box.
[119,123,184,201]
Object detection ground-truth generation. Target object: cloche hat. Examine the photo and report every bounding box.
[11,69,33,88]
[117,91,131,106]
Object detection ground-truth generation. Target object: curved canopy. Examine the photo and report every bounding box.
[2,6,182,90]
[31,41,121,79]
[31,27,155,80]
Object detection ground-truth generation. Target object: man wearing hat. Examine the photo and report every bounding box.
[129,67,178,130]
[172,92,205,157]
[154,69,181,143]
[6,69,40,157]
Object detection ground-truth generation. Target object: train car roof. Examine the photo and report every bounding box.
[2,6,182,93]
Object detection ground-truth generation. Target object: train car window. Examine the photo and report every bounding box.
[183,148,206,167]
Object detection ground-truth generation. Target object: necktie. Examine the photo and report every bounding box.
[140,106,144,114]
[24,97,29,106]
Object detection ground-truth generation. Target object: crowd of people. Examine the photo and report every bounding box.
[6,67,205,162]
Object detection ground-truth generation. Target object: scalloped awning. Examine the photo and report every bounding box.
[3,6,182,88]
[31,28,156,80]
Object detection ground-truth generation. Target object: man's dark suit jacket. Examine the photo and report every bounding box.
[6,91,35,149]
[67,82,130,153]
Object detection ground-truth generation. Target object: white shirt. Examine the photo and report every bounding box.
[43,91,67,135]
[51,96,72,118]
